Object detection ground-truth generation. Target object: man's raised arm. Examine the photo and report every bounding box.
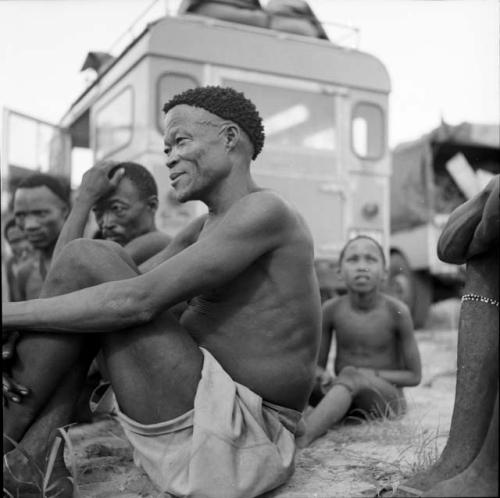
[51,162,124,264]
[3,191,290,334]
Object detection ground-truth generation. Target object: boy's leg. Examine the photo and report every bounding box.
[296,366,401,448]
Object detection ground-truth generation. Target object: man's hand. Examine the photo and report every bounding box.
[77,161,125,204]
[3,331,29,406]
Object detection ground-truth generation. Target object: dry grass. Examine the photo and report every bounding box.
[3,427,80,498]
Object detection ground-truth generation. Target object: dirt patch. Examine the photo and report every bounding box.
[68,305,459,498]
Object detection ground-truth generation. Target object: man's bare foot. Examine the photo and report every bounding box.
[402,460,466,491]
[422,465,498,497]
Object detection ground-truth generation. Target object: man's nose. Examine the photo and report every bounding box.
[101,212,117,228]
[24,215,40,231]
[165,151,179,169]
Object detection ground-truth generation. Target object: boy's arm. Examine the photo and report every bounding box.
[361,300,422,387]
[3,192,291,334]
[52,162,124,263]
[317,300,335,369]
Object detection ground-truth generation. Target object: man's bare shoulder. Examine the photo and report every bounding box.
[16,257,37,280]
[229,189,312,241]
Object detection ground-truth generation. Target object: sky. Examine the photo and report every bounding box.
[0,0,498,173]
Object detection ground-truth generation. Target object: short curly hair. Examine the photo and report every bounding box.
[162,86,265,160]
[15,173,71,208]
[109,162,158,199]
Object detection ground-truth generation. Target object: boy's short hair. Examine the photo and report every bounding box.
[339,235,386,267]
[162,86,265,160]
[109,162,158,200]
[15,173,71,208]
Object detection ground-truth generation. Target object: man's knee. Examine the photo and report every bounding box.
[43,239,136,296]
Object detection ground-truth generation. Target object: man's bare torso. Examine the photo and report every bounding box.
[179,194,321,411]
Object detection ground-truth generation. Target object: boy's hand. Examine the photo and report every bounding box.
[314,366,334,394]
[2,331,30,406]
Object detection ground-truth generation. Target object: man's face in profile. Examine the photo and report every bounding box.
[92,176,155,246]
[163,105,229,203]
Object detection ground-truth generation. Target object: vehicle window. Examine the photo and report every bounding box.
[157,74,198,130]
[352,103,384,159]
[95,88,133,160]
[223,79,336,152]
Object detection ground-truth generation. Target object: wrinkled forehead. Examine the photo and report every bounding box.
[94,177,142,208]
[163,104,224,135]
[14,186,66,210]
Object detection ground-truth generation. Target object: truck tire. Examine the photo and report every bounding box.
[387,251,414,311]
[412,270,432,329]
[387,252,432,329]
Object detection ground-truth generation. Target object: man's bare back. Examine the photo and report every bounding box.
[180,190,320,409]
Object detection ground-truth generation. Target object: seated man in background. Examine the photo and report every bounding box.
[52,160,171,267]
[3,218,34,302]
[297,235,422,448]
[10,173,71,301]
[2,86,321,498]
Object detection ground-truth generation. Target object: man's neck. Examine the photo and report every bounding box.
[205,169,258,217]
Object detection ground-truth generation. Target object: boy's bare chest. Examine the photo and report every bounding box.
[335,309,396,351]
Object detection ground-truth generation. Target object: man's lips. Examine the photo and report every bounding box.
[103,233,124,243]
[170,172,185,184]
[26,234,45,243]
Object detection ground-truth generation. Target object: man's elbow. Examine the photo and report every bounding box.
[409,370,422,387]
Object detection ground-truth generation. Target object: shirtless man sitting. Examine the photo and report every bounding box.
[297,235,422,448]
[2,86,321,498]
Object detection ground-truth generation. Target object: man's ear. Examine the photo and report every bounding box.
[147,195,159,212]
[222,123,241,152]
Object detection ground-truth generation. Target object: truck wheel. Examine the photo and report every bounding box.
[412,271,432,329]
[387,252,432,329]
[387,251,414,312]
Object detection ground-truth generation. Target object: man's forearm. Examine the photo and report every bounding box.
[359,367,421,387]
[52,196,93,263]
[2,279,153,334]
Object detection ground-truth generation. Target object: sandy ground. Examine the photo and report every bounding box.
[65,300,460,498]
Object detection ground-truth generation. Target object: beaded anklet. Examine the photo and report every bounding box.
[461,293,500,308]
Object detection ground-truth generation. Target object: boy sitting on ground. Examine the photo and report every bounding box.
[297,235,422,448]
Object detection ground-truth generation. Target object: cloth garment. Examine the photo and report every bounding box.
[116,347,304,498]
